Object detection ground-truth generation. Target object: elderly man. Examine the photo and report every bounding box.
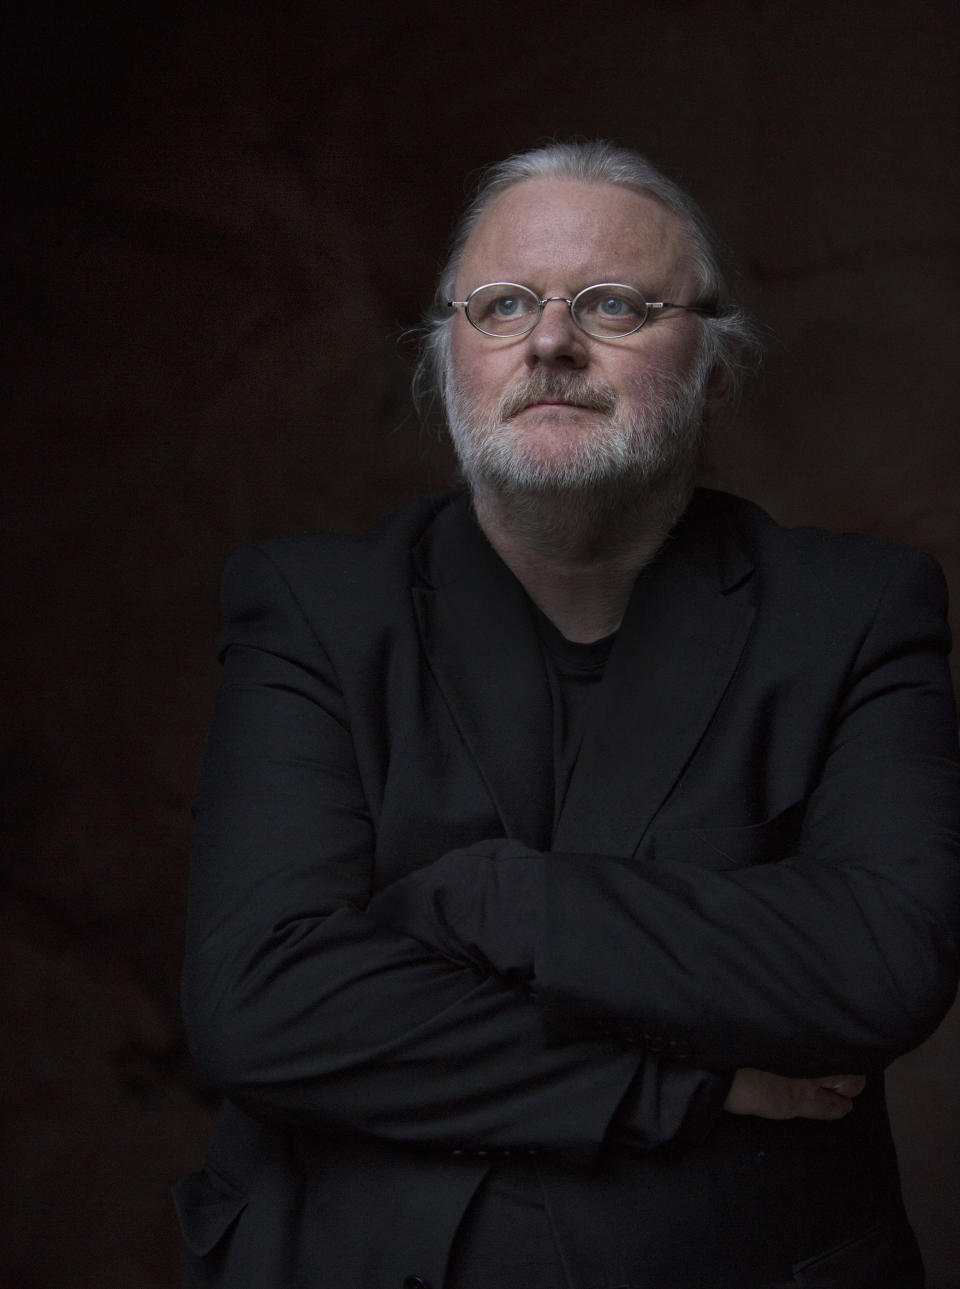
[176,142,960,1288]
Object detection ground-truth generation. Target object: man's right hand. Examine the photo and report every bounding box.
[723,1068,866,1121]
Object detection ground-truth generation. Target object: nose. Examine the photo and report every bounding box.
[524,297,589,369]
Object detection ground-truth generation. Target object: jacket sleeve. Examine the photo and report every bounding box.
[181,543,727,1159]
[368,550,960,1076]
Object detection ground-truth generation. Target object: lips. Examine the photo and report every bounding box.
[498,375,617,420]
[523,399,590,410]
[513,394,614,415]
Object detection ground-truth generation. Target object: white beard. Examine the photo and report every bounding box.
[445,355,711,501]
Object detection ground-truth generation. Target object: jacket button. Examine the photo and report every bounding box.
[402,1278,431,1289]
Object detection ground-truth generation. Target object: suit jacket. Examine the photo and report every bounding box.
[176,489,960,1289]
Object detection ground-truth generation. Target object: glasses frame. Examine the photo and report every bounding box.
[447,281,711,340]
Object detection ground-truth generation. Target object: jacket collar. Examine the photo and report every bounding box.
[554,493,756,854]
[412,490,756,855]
[412,493,555,849]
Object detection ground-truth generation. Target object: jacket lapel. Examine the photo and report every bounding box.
[553,496,757,856]
[412,494,554,849]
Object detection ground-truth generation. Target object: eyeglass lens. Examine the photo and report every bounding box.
[464,283,650,338]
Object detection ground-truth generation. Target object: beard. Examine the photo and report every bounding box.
[444,354,711,504]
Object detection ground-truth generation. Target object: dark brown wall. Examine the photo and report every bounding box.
[2,2,958,1285]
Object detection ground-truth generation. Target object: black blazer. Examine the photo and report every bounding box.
[177,489,960,1288]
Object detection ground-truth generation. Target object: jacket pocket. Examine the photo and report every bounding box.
[791,1220,922,1288]
[649,801,806,870]
[172,1166,248,1257]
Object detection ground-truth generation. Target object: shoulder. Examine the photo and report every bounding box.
[697,488,947,607]
[221,491,464,600]
[240,490,461,575]
[215,492,473,656]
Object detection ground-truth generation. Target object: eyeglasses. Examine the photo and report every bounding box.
[448,282,712,340]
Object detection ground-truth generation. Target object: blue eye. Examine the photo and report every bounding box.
[573,285,647,335]
[465,284,539,335]
[597,295,630,316]
[585,291,639,319]
[492,294,524,317]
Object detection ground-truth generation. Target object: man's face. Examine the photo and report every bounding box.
[445,177,716,496]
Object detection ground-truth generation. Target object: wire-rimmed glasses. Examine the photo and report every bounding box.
[448,282,712,340]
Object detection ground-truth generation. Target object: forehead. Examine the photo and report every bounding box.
[457,177,697,292]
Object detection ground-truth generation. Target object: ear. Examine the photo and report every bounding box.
[704,363,729,421]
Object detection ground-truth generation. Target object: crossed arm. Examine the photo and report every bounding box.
[183,542,960,1158]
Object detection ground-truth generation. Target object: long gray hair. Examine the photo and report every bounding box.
[414,140,761,424]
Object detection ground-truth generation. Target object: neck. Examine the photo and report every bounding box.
[472,473,694,642]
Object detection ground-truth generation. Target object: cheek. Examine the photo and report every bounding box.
[449,333,477,394]
[450,333,513,404]
[618,331,703,389]
[665,322,707,371]
[448,320,471,370]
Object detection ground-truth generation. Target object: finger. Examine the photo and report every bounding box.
[808,1088,856,1120]
[820,1075,866,1097]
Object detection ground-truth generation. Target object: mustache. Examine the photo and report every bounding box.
[497,372,618,420]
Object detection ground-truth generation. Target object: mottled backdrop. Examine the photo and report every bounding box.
[2,2,958,1285]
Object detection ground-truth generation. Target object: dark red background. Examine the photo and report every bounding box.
[2,3,958,1285]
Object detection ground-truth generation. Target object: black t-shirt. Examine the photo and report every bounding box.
[445,610,616,1288]
[535,607,617,827]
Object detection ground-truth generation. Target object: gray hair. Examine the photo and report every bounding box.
[414,140,761,424]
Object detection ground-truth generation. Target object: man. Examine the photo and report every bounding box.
[176,142,960,1288]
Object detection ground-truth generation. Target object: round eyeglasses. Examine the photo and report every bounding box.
[448,282,712,340]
